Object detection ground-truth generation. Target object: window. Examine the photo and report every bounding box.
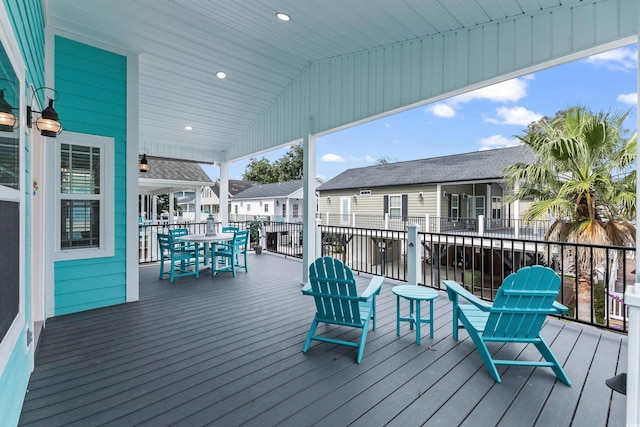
[389,195,402,219]
[56,133,114,260]
[359,189,371,196]
[450,194,459,220]
[234,205,238,214]
[475,196,485,217]
[282,203,287,218]
[264,203,269,213]
[340,197,350,224]
[492,196,502,219]
[293,203,299,218]
[247,203,251,212]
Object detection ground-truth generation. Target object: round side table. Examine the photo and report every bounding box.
[392,285,439,344]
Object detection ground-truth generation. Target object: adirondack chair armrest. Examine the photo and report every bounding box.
[442,280,492,311]
[552,301,569,314]
[301,282,311,294]
[361,275,384,299]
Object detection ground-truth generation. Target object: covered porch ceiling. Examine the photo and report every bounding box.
[45,0,638,165]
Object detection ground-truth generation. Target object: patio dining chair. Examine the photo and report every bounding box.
[211,230,249,277]
[170,227,206,257]
[302,256,384,364]
[443,265,571,385]
[157,233,199,282]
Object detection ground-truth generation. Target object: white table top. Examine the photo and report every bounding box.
[175,233,234,243]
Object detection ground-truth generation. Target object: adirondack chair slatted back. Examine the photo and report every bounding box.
[484,266,561,339]
[309,257,362,326]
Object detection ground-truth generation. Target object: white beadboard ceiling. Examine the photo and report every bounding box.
[44,0,636,164]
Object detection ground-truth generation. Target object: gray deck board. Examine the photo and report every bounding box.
[19,254,627,426]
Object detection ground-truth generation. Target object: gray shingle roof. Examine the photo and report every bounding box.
[233,180,304,199]
[212,179,257,197]
[139,158,213,183]
[317,145,534,191]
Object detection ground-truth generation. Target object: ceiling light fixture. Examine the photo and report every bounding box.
[184,125,193,131]
[215,71,227,79]
[275,12,290,21]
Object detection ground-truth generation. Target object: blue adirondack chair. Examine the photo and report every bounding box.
[302,257,384,364]
[158,233,199,282]
[443,265,571,385]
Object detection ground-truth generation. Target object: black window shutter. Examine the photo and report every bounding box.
[402,194,408,221]
[383,195,389,214]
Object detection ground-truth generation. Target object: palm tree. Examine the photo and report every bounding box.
[503,106,636,321]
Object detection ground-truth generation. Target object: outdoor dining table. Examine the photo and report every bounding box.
[175,232,234,270]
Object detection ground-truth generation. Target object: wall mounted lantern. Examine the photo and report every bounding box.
[139,154,150,173]
[0,89,18,132]
[27,87,62,137]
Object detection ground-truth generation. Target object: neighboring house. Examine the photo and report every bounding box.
[211,179,257,215]
[231,179,323,222]
[139,159,214,222]
[317,145,536,233]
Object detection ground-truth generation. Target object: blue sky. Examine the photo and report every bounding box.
[202,43,638,182]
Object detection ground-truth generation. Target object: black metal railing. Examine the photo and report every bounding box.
[140,221,633,332]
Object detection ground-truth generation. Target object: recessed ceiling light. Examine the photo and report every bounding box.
[184,125,193,131]
[276,12,290,21]
[215,71,227,79]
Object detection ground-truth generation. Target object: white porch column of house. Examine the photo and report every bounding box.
[195,186,202,223]
[626,14,640,424]
[513,182,520,239]
[169,192,175,225]
[152,194,158,222]
[486,184,492,231]
[302,123,317,284]
[219,161,229,225]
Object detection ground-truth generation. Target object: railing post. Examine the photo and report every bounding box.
[315,218,322,259]
[425,214,430,233]
[478,214,485,236]
[326,212,330,226]
[407,224,421,286]
[385,213,389,230]
[352,213,356,227]
[514,217,520,239]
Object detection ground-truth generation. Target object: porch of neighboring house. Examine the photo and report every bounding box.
[20,254,626,426]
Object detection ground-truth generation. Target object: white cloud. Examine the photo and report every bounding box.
[320,153,345,163]
[384,123,391,129]
[584,46,638,71]
[617,92,638,105]
[426,77,531,118]
[426,103,456,118]
[365,155,375,162]
[478,135,521,151]
[485,106,543,126]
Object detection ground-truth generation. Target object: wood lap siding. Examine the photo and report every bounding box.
[53,37,128,315]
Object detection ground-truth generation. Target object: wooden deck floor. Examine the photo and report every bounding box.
[20,254,627,426]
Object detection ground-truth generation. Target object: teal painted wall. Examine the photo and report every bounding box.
[0,0,45,424]
[53,36,128,315]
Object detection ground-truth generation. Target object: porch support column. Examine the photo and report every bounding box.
[302,120,317,284]
[626,12,640,424]
[195,186,202,223]
[219,161,230,225]
[169,192,175,224]
[152,195,158,223]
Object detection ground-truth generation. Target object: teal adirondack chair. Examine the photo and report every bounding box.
[158,233,199,282]
[443,265,571,385]
[302,257,384,364]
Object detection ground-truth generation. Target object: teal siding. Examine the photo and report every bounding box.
[0,0,45,423]
[53,36,128,316]
[0,333,30,426]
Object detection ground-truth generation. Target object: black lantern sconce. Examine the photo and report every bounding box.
[0,89,18,132]
[139,153,150,173]
[27,87,62,137]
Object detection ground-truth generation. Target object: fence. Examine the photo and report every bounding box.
[318,224,634,333]
[140,221,633,332]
